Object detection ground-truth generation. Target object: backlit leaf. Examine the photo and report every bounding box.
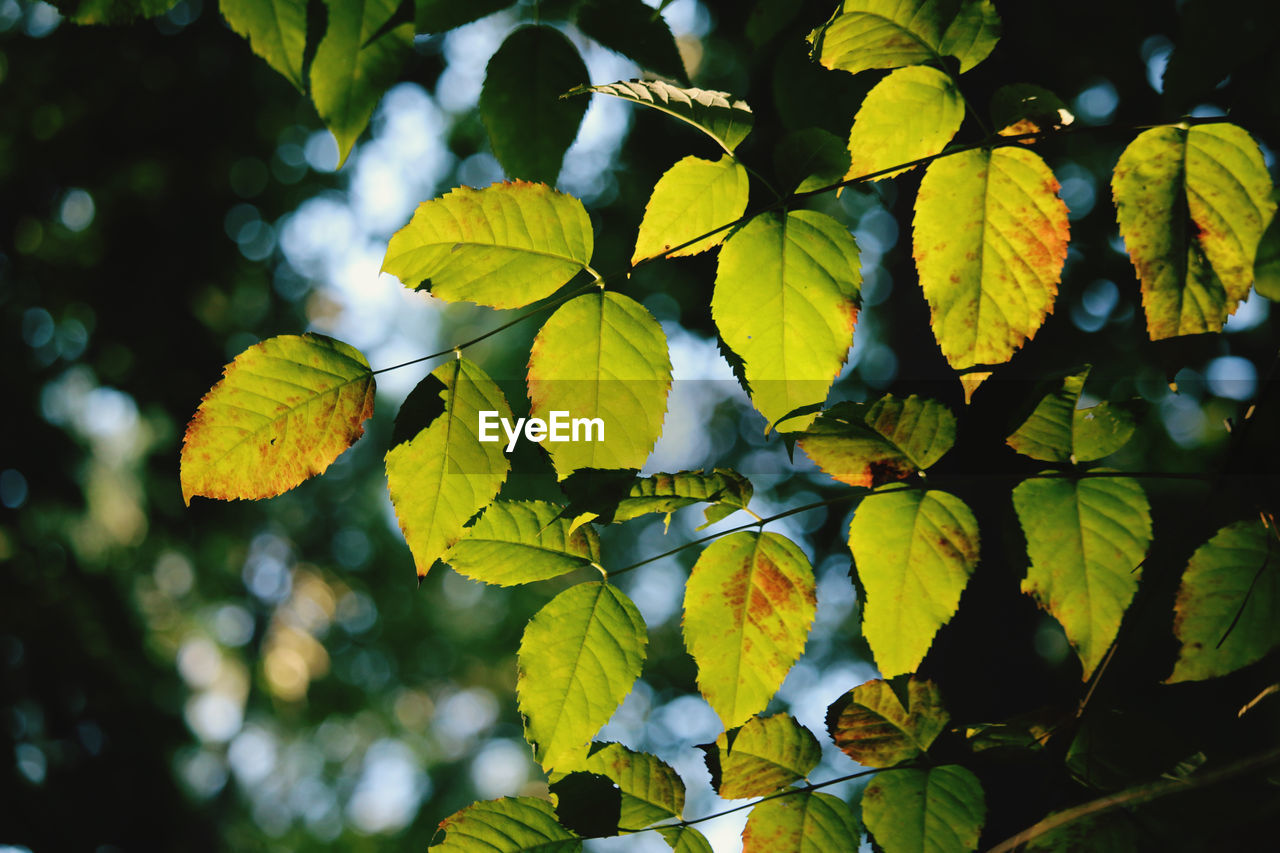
[714,210,861,430]
[385,358,511,577]
[797,394,956,488]
[383,181,594,309]
[310,0,413,167]
[612,468,754,527]
[683,531,817,729]
[219,0,306,90]
[1014,474,1151,679]
[704,713,821,799]
[862,765,985,853]
[444,500,600,586]
[181,334,375,504]
[846,66,964,181]
[518,582,647,771]
[913,145,1069,374]
[633,155,749,263]
[660,826,714,853]
[990,83,1073,136]
[1006,367,1136,463]
[430,796,580,852]
[527,292,672,477]
[480,26,590,184]
[576,742,684,830]
[741,791,860,853]
[1168,519,1280,683]
[849,488,979,678]
[569,80,753,153]
[774,128,851,194]
[827,677,948,767]
[576,0,687,83]
[415,0,509,33]
[809,0,1001,77]
[1112,123,1275,339]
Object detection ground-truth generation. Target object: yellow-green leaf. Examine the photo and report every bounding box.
[913,146,1069,375]
[518,582,647,771]
[846,66,964,181]
[480,26,590,185]
[385,358,511,577]
[797,394,956,488]
[1168,519,1280,683]
[774,128,851,194]
[383,181,594,309]
[573,742,684,830]
[569,80,753,153]
[1112,123,1276,339]
[527,292,672,477]
[862,765,985,853]
[220,0,306,90]
[611,468,753,527]
[683,531,817,730]
[742,791,860,853]
[705,713,821,799]
[1013,474,1151,679]
[633,155,749,263]
[809,0,1001,77]
[310,0,412,167]
[180,334,375,505]
[826,677,948,767]
[659,826,714,853]
[714,210,861,430]
[1006,366,1136,463]
[430,796,581,852]
[444,500,600,586]
[849,488,979,678]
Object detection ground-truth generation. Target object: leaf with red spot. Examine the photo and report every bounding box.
[741,791,860,853]
[683,531,817,730]
[827,677,948,768]
[1112,123,1275,339]
[912,146,1069,394]
[180,334,375,505]
[796,394,956,488]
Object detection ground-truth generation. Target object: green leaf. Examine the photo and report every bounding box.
[569,80,754,153]
[741,791,861,853]
[809,0,1001,77]
[990,83,1073,135]
[714,210,861,430]
[797,394,957,488]
[1255,207,1280,301]
[527,292,672,477]
[633,155,750,263]
[913,145,1069,373]
[180,334,375,505]
[415,0,509,33]
[1112,123,1276,339]
[575,742,685,830]
[683,531,817,729]
[774,128,851,194]
[50,0,177,25]
[576,0,688,83]
[1006,367,1136,463]
[862,765,985,853]
[1168,519,1280,683]
[309,0,413,167]
[385,358,511,577]
[444,500,601,586]
[219,0,307,90]
[846,66,964,181]
[382,181,594,309]
[660,826,714,853]
[826,677,948,767]
[704,713,822,799]
[612,468,754,527]
[518,582,647,771]
[849,489,979,678]
[430,796,581,851]
[480,26,590,185]
[1013,475,1152,679]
